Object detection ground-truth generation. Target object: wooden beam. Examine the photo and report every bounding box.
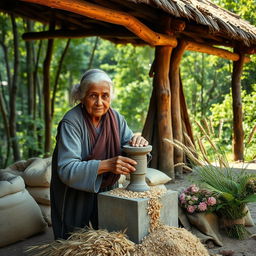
[20,0,177,47]
[231,51,245,161]
[186,41,250,62]
[22,29,137,41]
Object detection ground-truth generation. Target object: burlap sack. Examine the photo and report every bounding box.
[244,205,254,227]
[0,172,25,198]
[146,168,172,186]
[186,212,223,246]
[27,187,50,205]
[39,204,52,226]
[0,189,47,247]
[0,158,38,177]
[23,158,51,187]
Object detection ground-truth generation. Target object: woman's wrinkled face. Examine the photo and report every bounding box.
[82,81,111,119]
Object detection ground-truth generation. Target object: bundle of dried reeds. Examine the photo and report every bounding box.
[26,228,136,256]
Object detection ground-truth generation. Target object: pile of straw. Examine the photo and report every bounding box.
[27,187,210,256]
[26,228,135,256]
[135,225,209,256]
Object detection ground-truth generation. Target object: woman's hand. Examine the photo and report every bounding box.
[98,156,137,175]
[129,135,148,147]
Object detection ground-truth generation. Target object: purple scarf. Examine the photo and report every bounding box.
[81,105,121,188]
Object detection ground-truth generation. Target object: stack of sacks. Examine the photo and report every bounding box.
[1,157,38,177]
[0,157,52,226]
[24,157,52,226]
[0,172,47,247]
[119,168,171,188]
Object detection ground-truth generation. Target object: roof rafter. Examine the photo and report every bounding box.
[20,0,178,47]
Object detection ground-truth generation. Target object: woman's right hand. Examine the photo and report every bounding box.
[98,156,137,175]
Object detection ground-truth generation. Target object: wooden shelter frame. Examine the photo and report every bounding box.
[1,0,256,178]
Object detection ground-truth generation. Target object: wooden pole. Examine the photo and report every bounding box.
[154,46,174,178]
[179,72,195,145]
[22,29,250,63]
[186,41,250,63]
[231,51,245,161]
[22,29,137,41]
[21,0,177,47]
[169,40,187,177]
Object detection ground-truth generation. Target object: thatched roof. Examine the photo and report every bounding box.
[130,0,256,46]
[0,0,256,51]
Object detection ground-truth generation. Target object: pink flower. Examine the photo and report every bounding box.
[190,185,199,193]
[198,202,207,212]
[187,205,196,213]
[207,197,217,206]
[179,193,186,201]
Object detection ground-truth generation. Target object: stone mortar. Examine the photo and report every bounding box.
[122,144,152,192]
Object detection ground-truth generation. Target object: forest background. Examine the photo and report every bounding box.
[0,0,255,168]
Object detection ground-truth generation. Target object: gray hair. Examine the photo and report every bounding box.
[70,69,113,103]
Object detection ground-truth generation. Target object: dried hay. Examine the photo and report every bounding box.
[135,225,209,256]
[27,187,209,256]
[26,228,136,256]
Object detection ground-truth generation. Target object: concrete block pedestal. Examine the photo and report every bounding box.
[98,189,178,243]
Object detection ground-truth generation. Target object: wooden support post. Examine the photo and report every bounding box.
[179,72,195,145]
[169,40,187,177]
[231,51,245,161]
[154,46,174,178]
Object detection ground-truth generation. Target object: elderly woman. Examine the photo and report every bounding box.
[50,69,148,239]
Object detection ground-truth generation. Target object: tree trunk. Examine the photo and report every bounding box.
[0,80,11,168]
[154,46,174,178]
[43,22,55,157]
[9,14,21,161]
[51,38,71,118]
[33,39,44,154]
[142,87,158,168]
[0,42,11,98]
[231,51,245,161]
[25,20,36,157]
[169,41,187,177]
[87,36,99,69]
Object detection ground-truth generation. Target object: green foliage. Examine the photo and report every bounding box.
[110,44,153,132]
[181,51,232,117]
[1,0,256,166]
[210,88,256,160]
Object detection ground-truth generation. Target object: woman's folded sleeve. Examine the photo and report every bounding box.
[56,121,103,193]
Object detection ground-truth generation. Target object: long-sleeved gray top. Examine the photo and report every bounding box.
[55,104,133,193]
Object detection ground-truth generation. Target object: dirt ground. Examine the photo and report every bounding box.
[0,163,256,256]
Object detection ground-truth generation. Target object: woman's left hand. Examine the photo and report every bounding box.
[129,135,149,147]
